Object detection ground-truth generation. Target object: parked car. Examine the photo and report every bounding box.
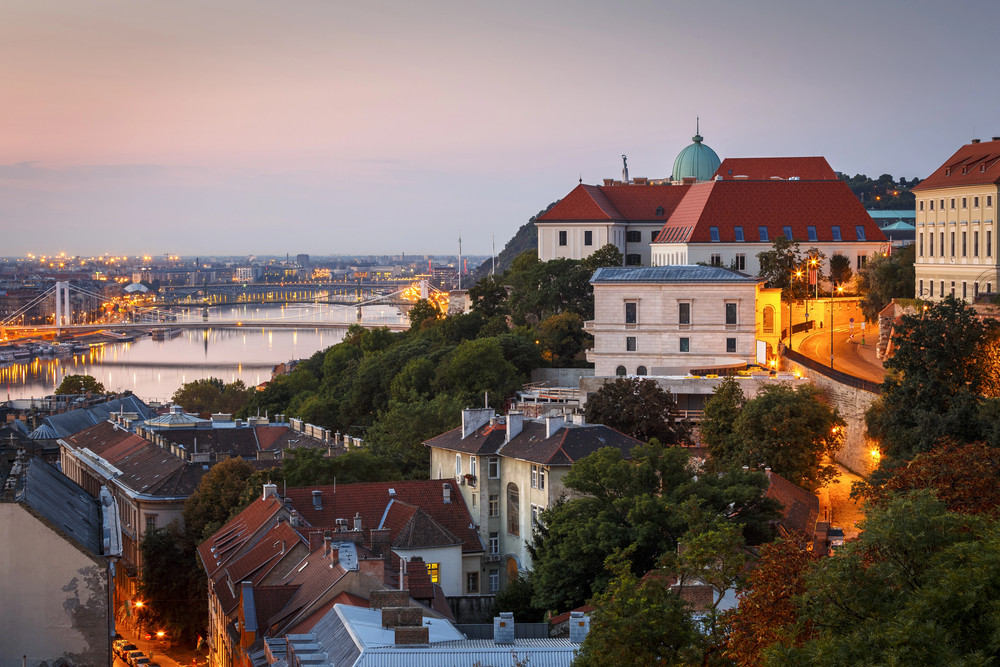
[116,643,137,658]
[124,651,144,666]
[134,658,151,667]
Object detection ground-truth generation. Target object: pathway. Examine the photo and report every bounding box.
[817,460,865,540]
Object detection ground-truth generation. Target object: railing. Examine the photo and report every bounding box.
[781,347,882,394]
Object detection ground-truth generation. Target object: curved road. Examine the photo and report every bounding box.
[791,323,885,383]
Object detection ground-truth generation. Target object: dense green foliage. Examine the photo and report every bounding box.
[581,243,624,271]
[182,457,257,543]
[583,377,692,444]
[529,443,781,612]
[756,238,825,298]
[856,243,916,321]
[700,379,846,491]
[837,172,917,210]
[137,527,207,644]
[827,253,853,286]
[171,377,250,416]
[54,373,106,395]
[490,573,547,623]
[866,296,1000,462]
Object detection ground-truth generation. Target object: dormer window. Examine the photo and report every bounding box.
[655,206,664,216]
[710,226,720,242]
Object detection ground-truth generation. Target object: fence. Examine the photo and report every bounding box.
[781,347,882,395]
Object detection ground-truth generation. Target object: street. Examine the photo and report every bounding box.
[792,323,885,383]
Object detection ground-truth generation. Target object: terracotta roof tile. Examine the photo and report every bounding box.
[536,183,691,223]
[197,495,286,578]
[285,591,368,635]
[713,157,838,181]
[912,139,1000,191]
[765,470,819,537]
[269,544,348,629]
[251,584,299,635]
[255,425,290,450]
[387,503,463,549]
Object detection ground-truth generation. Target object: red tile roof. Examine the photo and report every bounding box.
[387,502,463,549]
[653,179,885,245]
[536,183,691,223]
[765,470,819,537]
[713,157,838,181]
[197,495,286,578]
[255,425,290,450]
[284,480,484,554]
[225,521,305,586]
[268,544,348,630]
[911,139,1000,191]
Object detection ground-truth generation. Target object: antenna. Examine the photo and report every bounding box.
[458,230,462,290]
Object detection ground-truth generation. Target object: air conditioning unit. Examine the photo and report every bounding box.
[458,477,466,486]
[484,554,501,563]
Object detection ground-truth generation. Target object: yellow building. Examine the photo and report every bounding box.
[912,138,1000,301]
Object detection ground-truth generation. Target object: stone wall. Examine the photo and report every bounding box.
[448,595,496,624]
[779,356,879,477]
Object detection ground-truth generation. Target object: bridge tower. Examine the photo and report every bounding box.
[420,280,428,300]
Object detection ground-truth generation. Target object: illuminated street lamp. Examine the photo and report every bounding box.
[830,283,844,369]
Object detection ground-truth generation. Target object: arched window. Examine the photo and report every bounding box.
[506,483,519,536]
[636,366,647,376]
[615,366,627,376]
[762,306,775,334]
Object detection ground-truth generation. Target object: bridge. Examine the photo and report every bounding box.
[156,280,420,306]
[1,320,410,335]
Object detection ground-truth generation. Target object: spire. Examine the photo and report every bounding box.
[693,117,703,144]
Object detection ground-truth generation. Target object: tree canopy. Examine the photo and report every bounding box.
[856,243,915,321]
[182,457,256,543]
[582,243,624,271]
[584,377,692,444]
[171,377,249,416]
[54,373,105,395]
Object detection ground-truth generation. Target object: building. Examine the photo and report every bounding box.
[912,138,1000,301]
[1,450,121,667]
[586,265,782,376]
[424,409,643,592]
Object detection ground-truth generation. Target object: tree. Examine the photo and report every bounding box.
[537,311,589,366]
[54,374,105,395]
[408,298,440,329]
[182,457,256,543]
[828,253,853,286]
[529,443,781,612]
[722,539,815,667]
[467,274,509,318]
[856,244,915,321]
[728,383,845,492]
[441,337,523,410]
[365,393,463,478]
[866,296,1000,461]
[755,237,802,295]
[280,448,402,487]
[171,377,249,416]
[582,243,624,272]
[584,377,692,445]
[699,377,747,467]
[138,527,207,644]
[572,547,700,667]
[507,256,594,325]
[490,573,547,623]
[767,492,1000,666]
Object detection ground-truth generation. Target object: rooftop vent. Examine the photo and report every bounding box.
[569,611,591,643]
[443,483,452,504]
[972,139,981,144]
[494,612,515,644]
[312,490,322,510]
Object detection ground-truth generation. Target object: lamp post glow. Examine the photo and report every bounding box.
[830,284,843,369]
[789,269,803,351]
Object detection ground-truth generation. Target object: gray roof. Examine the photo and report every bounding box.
[14,454,102,556]
[30,396,155,440]
[591,266,761,284]
[867,209,916,219]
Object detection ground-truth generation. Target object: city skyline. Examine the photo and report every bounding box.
[3,0,999,256]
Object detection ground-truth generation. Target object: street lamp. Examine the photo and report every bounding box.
[788,269,803,351]
[830,284,844,369]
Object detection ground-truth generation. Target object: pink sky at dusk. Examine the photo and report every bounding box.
[2,0,999,256]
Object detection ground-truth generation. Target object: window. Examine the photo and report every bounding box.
[857,253,867,270]
[930,200,934,210]
[627,230,641,243]
[735,253,746,271]
[531,465,538,489]
[975,231,980,257]
[488,457,499,478]
[539,468,545,490]
[989,196,993,207]
[951,281,955,297]
[710,253,722,266]
[531,504,538,525]
[680,337,690,352]
[929,232,934,257]
[467,572,479,593]
[951,231,956,256]
[472,493,477,508]
[807,226,818,242]
[930,281,934,297]
[989,231,993,257]
[734,226,744,242]
[456,454,462,477]
[490,570,499,592]
[963,282,967,299]
[506,483,519,535]
[975,282,980,298]
[679,303,690,325]
[626,336,637,352]
[919,279,924,296]
[989,283,993,293]
[636,366,647,375]
[963,231,967,257]
[625,302,637,324]
[489,494,499,517]
[558,231,567,246]
[941,200,945,209]
[490,532,499,554]
[783,226,793,241]
[615,365,626,376]
[763,306,775,334]
[831,226,842,242]
[146,516,156,533]
[941,232,945,257]
[710,226,720,242]
[656,206,664,216]
[941,280,945,297]
[651,231,658,241]
[427,562,440,584]
[725,303,737,325]
[584,230,593,246]
[470,457,477,479]
[726,338,736,353]
[626,253,642,266]
[963,198,967,208]
[920,201,924,211]
[758,226,769,242]
[975,197,980,208]
[920,233,924,257]
[951,199,956,210]
[855,225,866,241]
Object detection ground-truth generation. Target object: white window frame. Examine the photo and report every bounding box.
[490,570,500,592]
[488,457,499,479]
[531,465,538,489]
[455,454,462,477]
[470,456,477,479]
[539,468,546,490]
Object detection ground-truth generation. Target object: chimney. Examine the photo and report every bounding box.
[992,137,1000,141]
[309,531,324,552]
[493,612,515,644]
[354,512,362,531]
[972,138,981,144]
[290,509,300,527]
[570,413,586,426]
[323,529,332,557]
[545,414,565,439]
[443,483,452,504]
[312,489,323,510]
[461,408,494,439]
[506,411,523,442]
[360,558,385,583]
[262,483,278,501]
[569,611,591,643]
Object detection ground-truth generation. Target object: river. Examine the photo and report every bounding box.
[1,303,407,403]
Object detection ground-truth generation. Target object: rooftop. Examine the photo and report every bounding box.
[591,265,760,284]
[912,139,1000,191]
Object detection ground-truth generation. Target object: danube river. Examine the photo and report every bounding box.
[1,303,406,402]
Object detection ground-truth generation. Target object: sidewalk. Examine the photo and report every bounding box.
[816,460,865,540]
[116,622,208,667]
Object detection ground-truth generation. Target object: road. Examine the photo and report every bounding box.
[792,323,885,383]
[817,460,866,540]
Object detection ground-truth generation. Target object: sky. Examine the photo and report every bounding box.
[2,0,999,257]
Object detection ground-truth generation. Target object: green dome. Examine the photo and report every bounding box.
[672,128,721,182]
